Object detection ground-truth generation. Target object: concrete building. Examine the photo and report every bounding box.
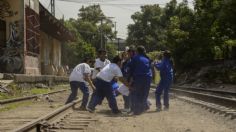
[0,0,74,76]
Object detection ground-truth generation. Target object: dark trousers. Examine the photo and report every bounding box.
[123,95,130,109]
[65,81,89,107]
[88,78,119,112]
[131,76,151,114]
[155,80,172,108]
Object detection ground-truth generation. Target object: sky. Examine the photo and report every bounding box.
[40,0,194,39]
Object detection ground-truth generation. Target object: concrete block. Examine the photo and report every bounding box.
[0,73,3,79]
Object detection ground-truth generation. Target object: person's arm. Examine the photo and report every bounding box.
[118,77,131,89]
[154,60,164,71]
[84,73,96,90]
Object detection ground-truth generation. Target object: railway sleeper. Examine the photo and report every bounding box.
[174,95,236,120]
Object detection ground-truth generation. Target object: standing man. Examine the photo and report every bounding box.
[91,49,111,105]
[129,46,152,115]
[92,49,111,81]
[87,56,130,114]
[154,50,174,111]
[121,47,135,111]
[65,58,95,110]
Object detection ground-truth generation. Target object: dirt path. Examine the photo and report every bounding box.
[86,95,236,132]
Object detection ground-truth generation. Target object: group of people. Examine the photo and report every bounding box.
[65,45,174,115]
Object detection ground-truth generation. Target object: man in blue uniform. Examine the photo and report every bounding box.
[121,48,135,111]
[155,50,173,111]
[129,46,152,115]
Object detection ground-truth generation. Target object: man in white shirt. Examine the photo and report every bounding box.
[65,58,95,110]
[92,49,111,80]
[87,56,130,114]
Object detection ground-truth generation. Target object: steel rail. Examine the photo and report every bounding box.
[171,88,236,109]
[0,89,68,105]
[173,86,236,97]
[12,99,81,132]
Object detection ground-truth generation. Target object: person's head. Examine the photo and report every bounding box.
[82,57,93,66]
[112,55,122,67]
[121,51,128,60]
[127,46,136,58]
[136,45,146,55]
[163,50,171,59]
[98,49,107,61]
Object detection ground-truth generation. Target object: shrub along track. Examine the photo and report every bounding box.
[0,87,72,132]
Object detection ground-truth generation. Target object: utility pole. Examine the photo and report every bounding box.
[98,16,114,49]
[51,0,55,16]
[117,38,120,53]
[100,19,103,49]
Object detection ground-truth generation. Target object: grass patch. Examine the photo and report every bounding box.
[0,101,33,112]
[30,88,51,95]
[0,84,69,101]
[0,93,11,100]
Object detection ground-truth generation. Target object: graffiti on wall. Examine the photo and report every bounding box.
[25,6,40,56]
[0,21,23,73]
[0,0,17,19]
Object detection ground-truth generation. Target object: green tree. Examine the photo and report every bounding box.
[62,5,117,68]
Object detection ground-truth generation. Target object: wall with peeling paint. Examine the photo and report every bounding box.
[0,0,24,73]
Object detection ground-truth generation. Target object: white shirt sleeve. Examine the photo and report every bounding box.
[95,59,102,69]
[113,65,123,77]
[83,64,91,74]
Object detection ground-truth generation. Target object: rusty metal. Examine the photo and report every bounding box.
[12,99,81,132]
[174,86,236,98]
[171,88,236,109]
[0,89,68,105]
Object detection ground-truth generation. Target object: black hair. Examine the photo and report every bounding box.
[82,57,90,63]
[163,50,171,59]
[112,55,122,64]
[136,45,150,60]
[136,45,146,55]
[98,49,107,55]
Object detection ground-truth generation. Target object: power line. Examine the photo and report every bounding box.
[56,0,168,6]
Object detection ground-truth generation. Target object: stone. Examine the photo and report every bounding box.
[219,85,224,89]
[215,80,223,84]
[0,73,3,79]
[35,83,48,88]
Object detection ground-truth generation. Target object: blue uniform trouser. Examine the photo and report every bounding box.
[123,95,130,109]
[155,80,172,108]
[131,76,151,114]
[66,81,89,107]
[88,78,119,112]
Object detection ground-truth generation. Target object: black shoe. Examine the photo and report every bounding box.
[163,106,169,111]
[156,107,162,112]
[86,107,95,113]
[78,106,87,111]
[112,110,121,114]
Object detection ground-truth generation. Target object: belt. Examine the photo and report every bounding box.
[96,77,110,83]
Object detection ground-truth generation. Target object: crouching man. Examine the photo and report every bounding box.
[87,55,130,114]
[65,57,95,110]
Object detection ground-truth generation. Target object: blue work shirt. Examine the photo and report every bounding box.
[129,54,152,77]
[121,59,132,80]
[155,57,173,82]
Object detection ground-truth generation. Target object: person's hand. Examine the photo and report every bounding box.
[91,85,96,91]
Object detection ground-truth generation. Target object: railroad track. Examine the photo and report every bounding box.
[12,99,97,132]
[0,88,73,132]
[0,89,68,105]
[173,86,236,99]
[150,84,236,119]
[168,86,236,120]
